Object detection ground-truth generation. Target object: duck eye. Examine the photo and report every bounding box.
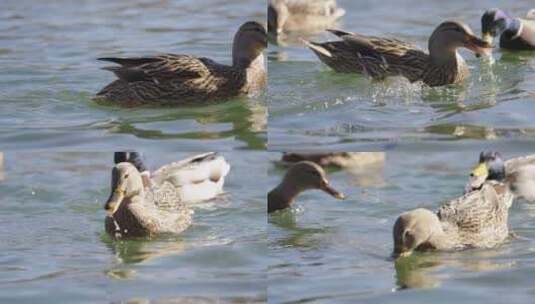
[124,174,129,179]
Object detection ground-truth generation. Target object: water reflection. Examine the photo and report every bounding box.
[102,234,186,265]
[93,98,267,149]
[394,249,517,290]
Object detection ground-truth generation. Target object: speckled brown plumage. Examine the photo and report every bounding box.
[304,21,491,87]
[95,21,267,106]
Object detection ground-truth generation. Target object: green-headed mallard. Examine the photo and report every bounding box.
[465,151,535,202]
[268,0,345,36]
[281,152,385,169]
[481,9,535,50]
[105,152,230,238]
[303,21,493,86]
[393,179,513,258]
[95,21,267,106]
[268,161,345,213]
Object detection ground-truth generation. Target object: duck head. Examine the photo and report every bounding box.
[105,162,144,216]
[392,208,443,258]
[465,151,506,193]
[233,21,267,67]
[481,9,515,45]
[283,161,345,199]
[429,21,493,61]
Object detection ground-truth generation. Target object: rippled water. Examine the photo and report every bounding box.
[0,0,266,151]
[268,0,535,151]
[0,151,268,303]
[268,148,535,303]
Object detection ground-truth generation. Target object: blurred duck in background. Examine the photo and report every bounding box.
[481,9,535,50]
[268,0,345,39]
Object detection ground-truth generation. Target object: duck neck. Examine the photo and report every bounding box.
[268,181,303,213]
[428,222,459,251]
[428,43,459,68]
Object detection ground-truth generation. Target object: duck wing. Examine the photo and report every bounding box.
[327,29,427,81]
[437,182,512,247]
[151,153,231,204]
[98,54,213,83]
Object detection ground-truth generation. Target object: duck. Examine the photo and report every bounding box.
[393,178,513,258]
[105,152,230,238]
[268,161,345,213]
[465,151,535,202]
[281,152,385,169]
[94,21,267,106]
[302,21,493,87]
[481,9,535,51]
[268,0,345,37]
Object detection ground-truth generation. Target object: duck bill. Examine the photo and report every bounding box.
[320,179,345,200]
[466,163,489,191]
[465,34,493,57]
[482,32,494,45]
[105,189,124,216]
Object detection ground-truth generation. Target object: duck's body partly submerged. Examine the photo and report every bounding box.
[268,0,345,36]
[303,21,492,87]
[268,161,344,213]
[105,152,230,238]
[281,152,385,169]
[95,21,267,106]
[393,180,513,258]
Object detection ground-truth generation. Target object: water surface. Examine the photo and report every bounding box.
[0,151,268,303]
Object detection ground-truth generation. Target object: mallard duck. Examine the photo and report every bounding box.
[268,0,345,36]
[281,152,385,169]
[268,161,345,213]
[105,152,230,238]
[465,151,535,202]
[481,9,535,50]
[94,21,267,106]
[393,179,513,258]
[302,21,493,86]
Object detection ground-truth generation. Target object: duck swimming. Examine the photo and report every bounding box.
[393,154,514,258]
[268,161,345,213]
[95,21,267,106]
[105,152,230,238]
[481,9,535,50]
[303,21,492,86]
[268,0,345,37]
[105,162,193,238]
[281,152,385,169]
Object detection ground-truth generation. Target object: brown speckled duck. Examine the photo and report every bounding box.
[268,0,345,36]
[95,21,267,106]
[393,178,513,258]
[104,153,230,238]
[281,152,385,169]
[268,161,345,213]
[481,9,535,50]
[303,21,492,87]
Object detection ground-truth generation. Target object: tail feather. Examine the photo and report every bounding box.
[97,57,160,67]
[300,38,332,57]
[326,29,353,38]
